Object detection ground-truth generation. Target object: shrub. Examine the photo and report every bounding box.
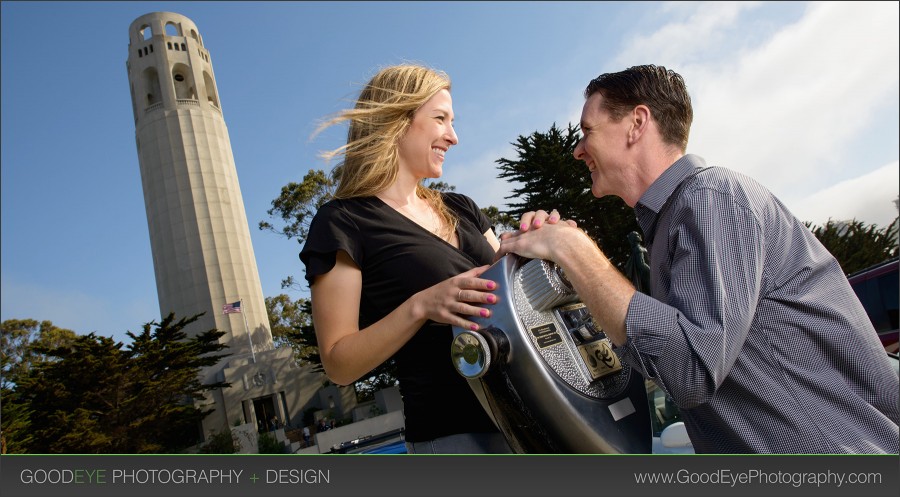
[200,430,239,454]
[257,432,285,454]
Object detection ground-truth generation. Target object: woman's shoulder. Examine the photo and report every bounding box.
[319,196,357,211]
[442,192,491,233]
[307,197,381,237]
[442,191,481,212]
[316,196,380,218]
[302,198,376,264]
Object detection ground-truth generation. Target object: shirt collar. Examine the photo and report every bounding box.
[634,154,707,238]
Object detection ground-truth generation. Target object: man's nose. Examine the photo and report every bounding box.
[573,139,586,160]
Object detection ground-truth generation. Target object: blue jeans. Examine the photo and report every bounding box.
[405,432,512,454]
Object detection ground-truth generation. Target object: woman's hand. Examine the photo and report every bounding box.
[495,209,579,262]
[410,265,499,331]
[511,209,578,234]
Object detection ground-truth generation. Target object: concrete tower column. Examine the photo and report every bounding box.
[126,12,342,448]
[126,12,272,371]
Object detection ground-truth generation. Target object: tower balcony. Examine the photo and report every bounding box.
[143,98,220,115]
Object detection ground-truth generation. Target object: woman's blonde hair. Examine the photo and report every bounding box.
[317,64,458,239]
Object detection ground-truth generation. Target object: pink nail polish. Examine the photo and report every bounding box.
[534,220,542,227]
[480,309,489,317]
[470,324,479,331]
[486,281,496,290]
[487,295,496,304]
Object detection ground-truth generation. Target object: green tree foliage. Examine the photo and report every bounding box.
[0,388,32,454]
[3,313,230,453]
[122,313,231,452]
[353,369,399,403]
[256,431,286,454]
[17,334,129,453]
[199,429,240,454]
[496,123,641,268]
[265,294,320,369]
[1,319,76,453]
[1,319,77,390]
[427,180,455,193]
[259,168,338,243]
[480,205,517,232]
[807,217,899,275]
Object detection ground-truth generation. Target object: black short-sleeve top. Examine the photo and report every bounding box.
[299,192,499,441]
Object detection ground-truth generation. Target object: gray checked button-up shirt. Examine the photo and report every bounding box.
[623,154,899,453]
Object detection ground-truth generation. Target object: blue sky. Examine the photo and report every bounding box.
[2,1,898,343]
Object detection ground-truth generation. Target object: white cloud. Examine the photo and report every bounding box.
[614,1,763,67]
[607,1,898,225]
[690,2,898,189]
[789,160,899,227]
[441,2,900,229]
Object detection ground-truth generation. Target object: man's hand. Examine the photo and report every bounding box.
[496,209,583,262]
[497,221,590,262]
[497,209,633,346]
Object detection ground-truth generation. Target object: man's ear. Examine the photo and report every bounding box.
[628,105,652,144]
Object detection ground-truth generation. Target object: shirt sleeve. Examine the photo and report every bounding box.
[622,186,765,409]
[298,204,363,287]
[446,192,492,234]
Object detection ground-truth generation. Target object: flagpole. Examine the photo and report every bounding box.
[241,298,256,363]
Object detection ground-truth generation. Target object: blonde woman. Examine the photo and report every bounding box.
[300,64,512,453]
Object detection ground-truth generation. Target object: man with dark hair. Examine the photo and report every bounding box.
[498,65,899,453]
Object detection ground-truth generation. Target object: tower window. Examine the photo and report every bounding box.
[138,50,142,58]
[165,22,179,37]
[143,67,161,109]
[173,64,195,100]
[181,43,186,51]
[203,71,219,108]
[168,42,173,50]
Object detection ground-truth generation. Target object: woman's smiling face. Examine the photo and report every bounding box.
[397,89,459,179]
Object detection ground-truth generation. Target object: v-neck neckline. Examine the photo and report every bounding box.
[372,196,462,251]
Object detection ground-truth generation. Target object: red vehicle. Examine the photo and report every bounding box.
[847,257,899,353]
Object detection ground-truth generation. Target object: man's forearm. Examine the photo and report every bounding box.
[553,230,636,346]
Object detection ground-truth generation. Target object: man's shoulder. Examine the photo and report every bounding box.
[684,165,770,201]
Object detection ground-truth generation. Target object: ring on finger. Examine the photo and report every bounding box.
[457,290,464,301]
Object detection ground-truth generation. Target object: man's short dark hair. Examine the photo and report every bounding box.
[585,65,693,151]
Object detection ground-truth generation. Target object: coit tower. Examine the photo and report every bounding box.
[125,12,351,448]
[125,12,274,426]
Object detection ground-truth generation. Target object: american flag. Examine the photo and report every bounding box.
[223,301,242,314]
